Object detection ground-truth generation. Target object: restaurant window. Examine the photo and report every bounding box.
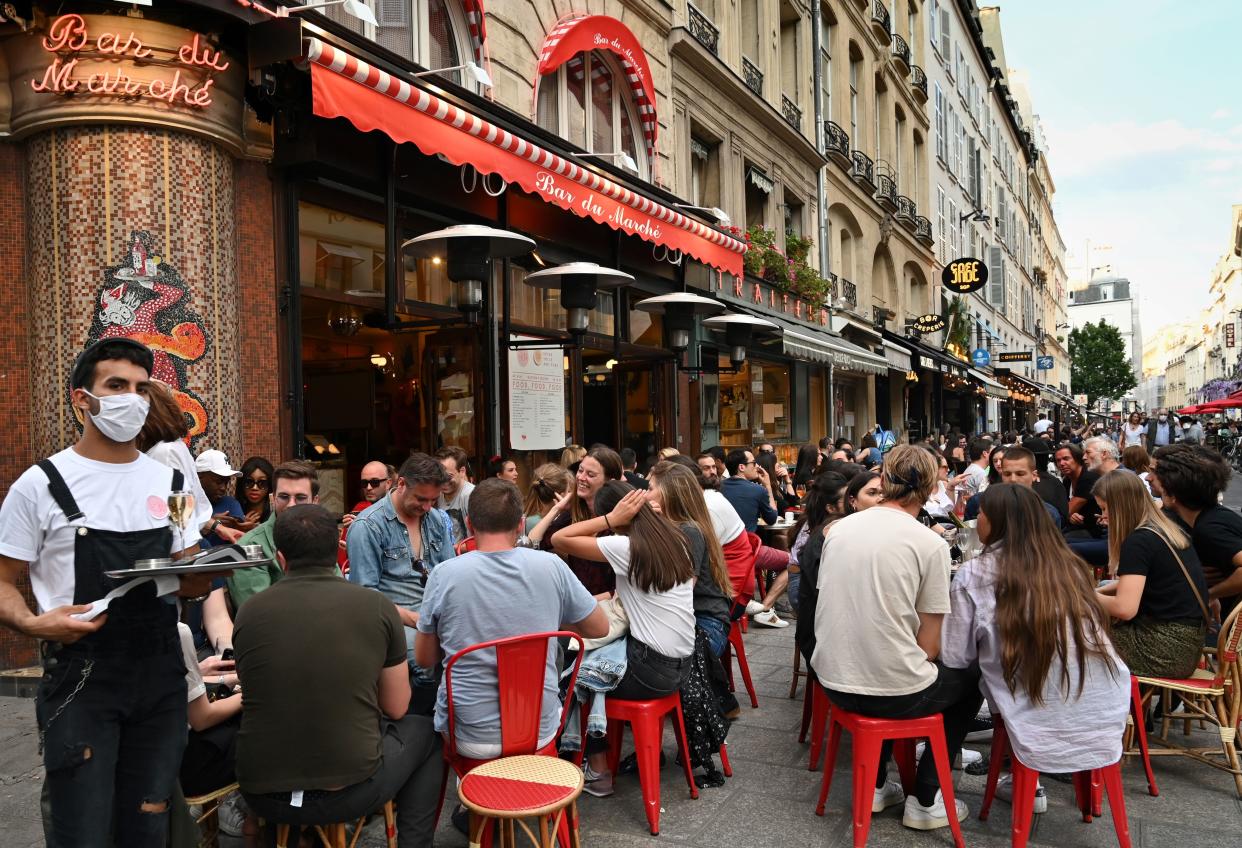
[374,0,475,88]
[536,51,646,177]
[744,163,772,229]
[717,357,791,447]
[628,296,664,347]
[507,265,616,337]
[784,192,804,238]
[690,131,720,209]
[298,202,385,297]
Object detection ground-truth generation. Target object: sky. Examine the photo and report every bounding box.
[996,0,1242,334]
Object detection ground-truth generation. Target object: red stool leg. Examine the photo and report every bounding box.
[670,699,700,800]
[925,727,966,848]
[1091,769,1103,818]
[800,682,814,743]
[979,718,1010,821]
[1072,770,1093,823]
[605,718,625,777]
[808,687,830,771]
[719,743,732,777]
[1010,760,1038,848]
[1129,676,1159,796]
[892,738,919,795]
[630,712,668,835]
[728,623,759,708]
[848,730,885,848]
[1100,762,1134,848]
[815,717,845,815]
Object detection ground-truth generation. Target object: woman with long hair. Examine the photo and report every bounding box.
[1121,445,1153,494]
[236,456,275,531]
[1120,410,1146,450]
[523,463,573,542]
[554,481,697,797]
[794,472,849,666]
[539,446,623,595]
[844,470,883,514]
[1094,471,1209,678]
[942,484,1129,802]
[794,443,822,489]
[646,462,732,656]
[858,432,882,468]
[756,451,797,512]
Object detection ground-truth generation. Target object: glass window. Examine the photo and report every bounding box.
[628,302,663,346]
[298,202,385,297]
[426,0,462,84]
[717,358,791,446]
[508,265,615,337]
[565,55,588,148]
[535,51,647,176]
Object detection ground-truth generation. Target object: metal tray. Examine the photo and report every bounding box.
[104,558,273,579]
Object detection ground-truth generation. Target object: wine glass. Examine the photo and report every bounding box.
[167,489,196,559]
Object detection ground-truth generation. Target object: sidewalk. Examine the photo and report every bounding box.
[2,618,1239,846]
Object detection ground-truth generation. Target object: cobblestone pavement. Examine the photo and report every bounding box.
[2,474,1241,845]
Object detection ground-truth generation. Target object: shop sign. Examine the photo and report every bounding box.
[715,273,832,329]
[912,313,946,334]
[940,257,989,294]
[1036,355,1054,370]
[1227,323,1235,348]
[508,339,566,450]
[1074,394,1089,406]
[918,355,937,371]
[997,351,1032,363]
[971,348,991,367]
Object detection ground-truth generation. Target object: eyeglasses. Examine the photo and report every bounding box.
[241,479,269,489]
[274,493,313,505]
[361,478,388,489]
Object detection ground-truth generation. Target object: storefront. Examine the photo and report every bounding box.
[994,369,1042,432]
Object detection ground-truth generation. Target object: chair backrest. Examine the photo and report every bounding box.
[1212,603,1242,687]
[453,536,478,556]
[443,631,585,761]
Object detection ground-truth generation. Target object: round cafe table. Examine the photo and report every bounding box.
[458,755,583,848]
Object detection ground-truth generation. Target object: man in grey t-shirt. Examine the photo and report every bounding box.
[415,479,607,757]
[435,446,475,543]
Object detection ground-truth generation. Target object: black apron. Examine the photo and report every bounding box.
[37,459,181,653]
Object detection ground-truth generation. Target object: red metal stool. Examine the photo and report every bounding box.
[458,755,583,848]
[815,708,965,848]
[1125,674,1160,797]
[722,620,759,709]
[601,693,700,835]
[802,683,832,771]
[978,717,1132,847]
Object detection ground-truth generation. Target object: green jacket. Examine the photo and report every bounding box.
[227,515,283,611]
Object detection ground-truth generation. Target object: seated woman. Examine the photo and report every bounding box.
[523,463,572,541]
[794,472,849,667]
[1093,471,1210,678]
[843,470,883,515]
[553,482,696,798]
[485,455,520,483]
[942,485,1130,813]
[539,447,624,596]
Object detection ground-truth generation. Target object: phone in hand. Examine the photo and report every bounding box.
[220,648,235,661]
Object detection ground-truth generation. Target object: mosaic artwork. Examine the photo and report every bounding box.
[84,230,212,447]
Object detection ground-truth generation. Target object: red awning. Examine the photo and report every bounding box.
[536,15,657,159]
[462,0,487,64]
[305,39,746,276]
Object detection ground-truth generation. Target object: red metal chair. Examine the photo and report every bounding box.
[440,631,586,847]
[453,536,478,556]
[1124,674,1160,797]
[815,708,965,848]
[801,683,832,771]
[979,716,1132,847]
[722,619,759,709]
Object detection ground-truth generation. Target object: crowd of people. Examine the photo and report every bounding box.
[2,338,1240,846]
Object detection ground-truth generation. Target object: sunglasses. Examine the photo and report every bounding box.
[241,479,269,489]
[361,478,388,488]
[414,558,427,587]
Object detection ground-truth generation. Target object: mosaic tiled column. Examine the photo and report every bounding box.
[25,126,242,461]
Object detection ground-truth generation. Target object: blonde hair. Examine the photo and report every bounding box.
[523,463,572,519]
[559,444,586,468]
[879,444,938,505]
[1094,470,1189,573]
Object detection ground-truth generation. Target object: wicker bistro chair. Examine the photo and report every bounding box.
[184,781,239,848]
[1127,604,1242,797]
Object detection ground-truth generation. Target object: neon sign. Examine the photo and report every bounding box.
[31,15,228,108]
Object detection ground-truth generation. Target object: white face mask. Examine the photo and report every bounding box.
[81,390,150,443]
[1158,415,1167,423]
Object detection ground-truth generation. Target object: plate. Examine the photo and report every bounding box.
[104,558,273,579]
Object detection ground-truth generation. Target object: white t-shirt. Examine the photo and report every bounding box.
[1032,419,1053,435]
[0,447,201,612]
[178,622,207,704]
[703,489,745,546]
[1122,422,1145,446]
[924,482,955,518]
[596,535,695,658]
[811,506,951,696]
[147,439,213,532]
[961,462,989,497]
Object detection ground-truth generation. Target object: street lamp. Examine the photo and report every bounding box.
[403,225,534,322]
[634,292,725,354]
[703,313,781,369]
[524,262,633,335]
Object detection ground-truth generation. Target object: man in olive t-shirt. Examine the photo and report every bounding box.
[234,506,441,846]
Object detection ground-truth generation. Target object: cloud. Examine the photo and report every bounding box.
[1212,107,1232,120]
[1042,118,1242,179]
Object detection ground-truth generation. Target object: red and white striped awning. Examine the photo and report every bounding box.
[304,38,746,276]
[462,0,487,64]
[536,15,657,160]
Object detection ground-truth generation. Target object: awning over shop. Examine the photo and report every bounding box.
[898,337,969,378]
[760,315,887,375]
[968,368,1008,399]
[304,38,747,275]
[883,340,912,372]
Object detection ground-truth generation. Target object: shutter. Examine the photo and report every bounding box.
[378,0,409,27]
[988,246,1005,308]
[971,145,982,206]
[940,9,951,56]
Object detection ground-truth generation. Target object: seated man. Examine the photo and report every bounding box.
[195,449,246,547]
[999,445,1065,527]
[235,505,441,846]
[721,449,790,628]
[415,478,608,758]
[812,445,981,832]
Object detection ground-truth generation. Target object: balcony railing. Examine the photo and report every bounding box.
[875,173,898,210]
[840,278,859,311]
[892,34,911,70]
[896,194,916,222]
[914,215,933,244]
[910,65,928,101]
[870,0,892,43]
[850,150,875,187]
[687,4,719,55]
[823,120,851,166]
[741,56,764,97]
[781,95,802,130]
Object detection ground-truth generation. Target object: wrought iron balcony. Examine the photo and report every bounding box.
[687,4,719,55]
[870,0,892,44]
[875,173,898,211]
[823,120,852,168]
[914,215,934,245]
[892,34,911,71]
[741,56,764,97]
[910,65,928,102]
[840,278,859,311]
[781,95,803,130]
[850,150,875,188]
[896,195,916,222]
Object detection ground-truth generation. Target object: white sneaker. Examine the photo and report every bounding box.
[582,765,614,798]
[745,599,765,616]
[915,741,981,769]
[902,790,968,831]
[996,773,1047,814]
[217,792,248,838]
[872,779,906,813]
[752,609,789,628]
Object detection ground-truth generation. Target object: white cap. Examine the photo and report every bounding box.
[195,449,240,477]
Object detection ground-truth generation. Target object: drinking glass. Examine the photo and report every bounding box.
[168,489,196,558]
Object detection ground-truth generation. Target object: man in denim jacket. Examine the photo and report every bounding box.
[348,454,455,678]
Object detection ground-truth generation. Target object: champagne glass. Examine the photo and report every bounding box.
[168,489,196,560]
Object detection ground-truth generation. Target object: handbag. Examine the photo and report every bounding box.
[1152,530,1212,624]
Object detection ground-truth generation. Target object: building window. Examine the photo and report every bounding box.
[690,132,720,209]
[742,0,760,70]
[784,191,805,238]
[849,52,861,146]
[894,109,906,191]
[934,83,946,161]
[375,0,474,87]
[779,1,799,105]
[744,163,772,228]
[948,199,958,256]
[536,51,645,176]
[936,186,946,263]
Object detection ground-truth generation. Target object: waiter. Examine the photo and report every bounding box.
[0,338,212,847]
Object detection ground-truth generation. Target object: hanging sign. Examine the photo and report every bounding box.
[912,313,946,334]
[508,338,567,451]
[1036,355,1054,370]
[1227,324,1236,348]
[971,348,992,367]
[997,351,1033,363]
[941,257,988,294]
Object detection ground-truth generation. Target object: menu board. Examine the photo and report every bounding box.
[508,337,566,450]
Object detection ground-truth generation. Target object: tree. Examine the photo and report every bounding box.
[1069,320,1137,406]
